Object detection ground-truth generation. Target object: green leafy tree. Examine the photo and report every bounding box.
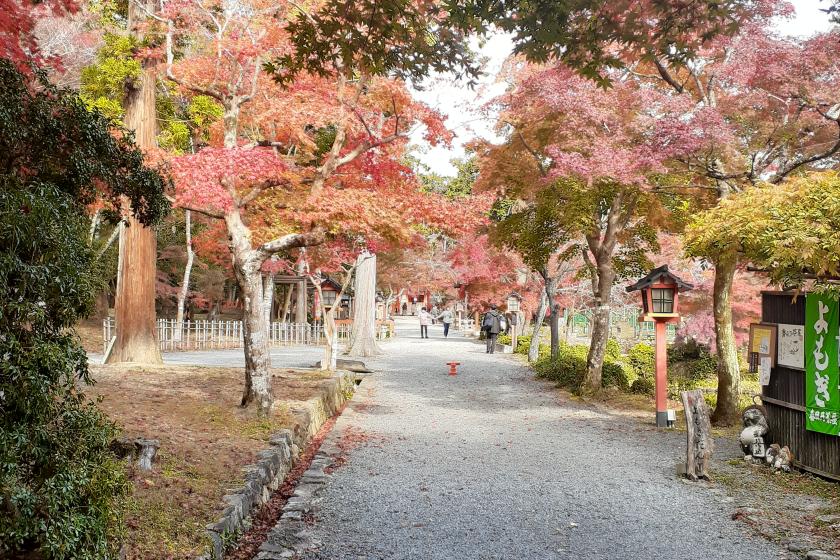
[491,186,573,361]
[273,0,751,87]
[0,60,169,559]
[685,172,840,289]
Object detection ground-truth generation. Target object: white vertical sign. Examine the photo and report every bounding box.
[777,323,805,370]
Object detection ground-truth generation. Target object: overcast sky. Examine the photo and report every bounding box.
[410,0,836,176]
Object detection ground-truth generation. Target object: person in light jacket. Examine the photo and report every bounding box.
[418,307,433,338]
[481,304,503,353]
[437,307,454,338]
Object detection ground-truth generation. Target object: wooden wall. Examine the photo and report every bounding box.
[761,292,840,480]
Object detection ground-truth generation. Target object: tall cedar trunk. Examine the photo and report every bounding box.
[710,251,741,426]
[348,252,381,356]
[583,260,615,393]
[528,289,548,362]
[108,0,161,364]
[226,210,272,415]
[174,210,194,341]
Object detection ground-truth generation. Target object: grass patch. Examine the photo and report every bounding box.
[85,364,338,559]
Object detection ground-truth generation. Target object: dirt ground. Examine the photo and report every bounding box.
[85,364,336,560]
[75,319,104,353]
[553,383,840,557]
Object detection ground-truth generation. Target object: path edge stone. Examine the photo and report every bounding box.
[254,391,361,559]
[198,370,357,560]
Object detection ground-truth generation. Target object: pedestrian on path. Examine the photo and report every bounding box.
[436,306,454,338]
[418,307,432,338]
[482,304,504,353]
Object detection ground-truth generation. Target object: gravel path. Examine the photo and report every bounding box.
[87,346,323,368]
[291,317,787,560]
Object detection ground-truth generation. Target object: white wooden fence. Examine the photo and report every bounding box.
[102,318,392,352]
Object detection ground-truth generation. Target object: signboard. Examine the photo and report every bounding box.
[759,356,772,386]
[805,294,840,435]
[777,323,805,370]
[748,323,776,375]
[750,324,776,358]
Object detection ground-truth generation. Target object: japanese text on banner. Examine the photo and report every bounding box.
[805,294,840,436]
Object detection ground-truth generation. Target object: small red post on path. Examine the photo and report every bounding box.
[447,362,460,376]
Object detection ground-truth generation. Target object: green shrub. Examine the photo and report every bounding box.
[515,334,532,354]
[628,343,654,378]
[495,333,533,354]
[535,344,589,388]
[535,343,634,391]
[605,338,623,360]
[664,338,717,397]
[0,61,168,559]
[668,338,712,362]
[631,377,655,395]
[602,359,636,391]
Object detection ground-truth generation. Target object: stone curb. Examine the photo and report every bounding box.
[254,393,360,559]
[199,371,356,560]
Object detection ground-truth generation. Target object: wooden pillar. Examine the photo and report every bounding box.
[295,279,307,324]
[655,320,668,427]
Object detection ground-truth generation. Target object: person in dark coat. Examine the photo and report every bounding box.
[481,304,503,354]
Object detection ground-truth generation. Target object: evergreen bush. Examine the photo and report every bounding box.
[0,60,168,559]
[627,342,654,378]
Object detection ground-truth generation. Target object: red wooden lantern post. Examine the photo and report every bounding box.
[626,265,693,428]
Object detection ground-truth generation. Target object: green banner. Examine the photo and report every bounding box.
[805,294,840,435]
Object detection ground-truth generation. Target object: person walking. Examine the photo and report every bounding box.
[418,307,432,338]
[482,304,503,353]
[437,307,454,338]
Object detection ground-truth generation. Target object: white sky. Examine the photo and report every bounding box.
[410,0,836,176]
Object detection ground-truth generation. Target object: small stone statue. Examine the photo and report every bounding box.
[766,444,794,472]
[110,436,160,471]
[739,406,768,463]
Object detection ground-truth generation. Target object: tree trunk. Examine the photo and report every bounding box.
[564,306,575,345]
[550,304,561,359]
[174,210,194,341]
[347,252,381,356]
[321,309,339,370]
[108,214,161,363]
[226,210,272,415]
[583,260,615,393]
[710,251,741,426]
[108,0,161,364]
[280,285,293,322]
[262,273,275,327]
[528,289,548,363]
[223,102,240,149]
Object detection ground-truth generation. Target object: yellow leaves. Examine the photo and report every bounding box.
[685,172,840,287]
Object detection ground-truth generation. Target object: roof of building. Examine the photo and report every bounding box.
[625,264,694,292]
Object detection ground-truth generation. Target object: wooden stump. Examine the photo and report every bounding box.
[681,389,714,480]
